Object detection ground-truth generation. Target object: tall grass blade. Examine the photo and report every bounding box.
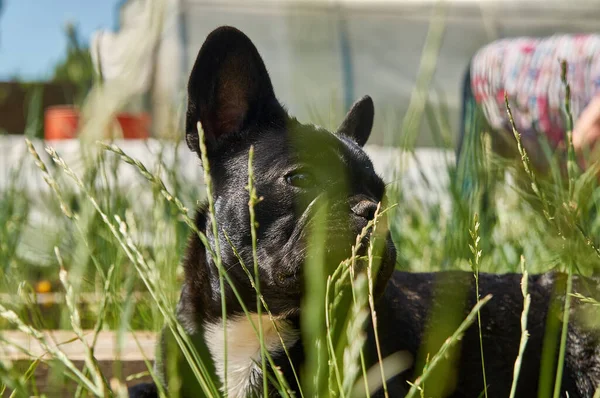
[508,256,531,398]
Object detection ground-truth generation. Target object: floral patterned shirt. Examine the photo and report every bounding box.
[470,34,600,149]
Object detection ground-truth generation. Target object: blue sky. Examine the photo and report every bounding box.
[0,0,121,80]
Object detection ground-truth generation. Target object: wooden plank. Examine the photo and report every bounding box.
[1,330,158,395]
[0,292,149,306]
[1,330,157,361]
[4,359,154,395]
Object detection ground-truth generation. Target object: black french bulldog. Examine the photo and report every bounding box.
[129,26,600,398]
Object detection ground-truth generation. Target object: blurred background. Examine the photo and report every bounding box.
[2,0,600,145]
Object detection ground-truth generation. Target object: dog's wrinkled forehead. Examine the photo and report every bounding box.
[286,118,379,175]
[245,118,385,196]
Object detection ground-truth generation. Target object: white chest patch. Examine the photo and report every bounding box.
[204,314,299,398]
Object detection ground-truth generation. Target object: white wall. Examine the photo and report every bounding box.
[179,0,600,146]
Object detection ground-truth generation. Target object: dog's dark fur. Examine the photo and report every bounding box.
[129,27,600,398]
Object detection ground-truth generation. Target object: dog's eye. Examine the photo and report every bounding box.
[285,170,315,188]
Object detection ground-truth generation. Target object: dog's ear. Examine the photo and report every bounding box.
[336,95,374,147]
[185,26,285,153]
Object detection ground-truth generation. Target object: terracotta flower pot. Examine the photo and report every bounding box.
[44,106,79,140]
[114,112,151,140]
[44,106,151,140]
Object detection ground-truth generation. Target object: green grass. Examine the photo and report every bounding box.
[1,99,599,397]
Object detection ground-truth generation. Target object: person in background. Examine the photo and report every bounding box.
[574,94,600,167]
[451,34,600,260]
[459,34,600,174]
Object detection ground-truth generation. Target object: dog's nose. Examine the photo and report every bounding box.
[351,199,378,220]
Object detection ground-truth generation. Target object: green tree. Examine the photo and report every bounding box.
[52,22,96,105]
